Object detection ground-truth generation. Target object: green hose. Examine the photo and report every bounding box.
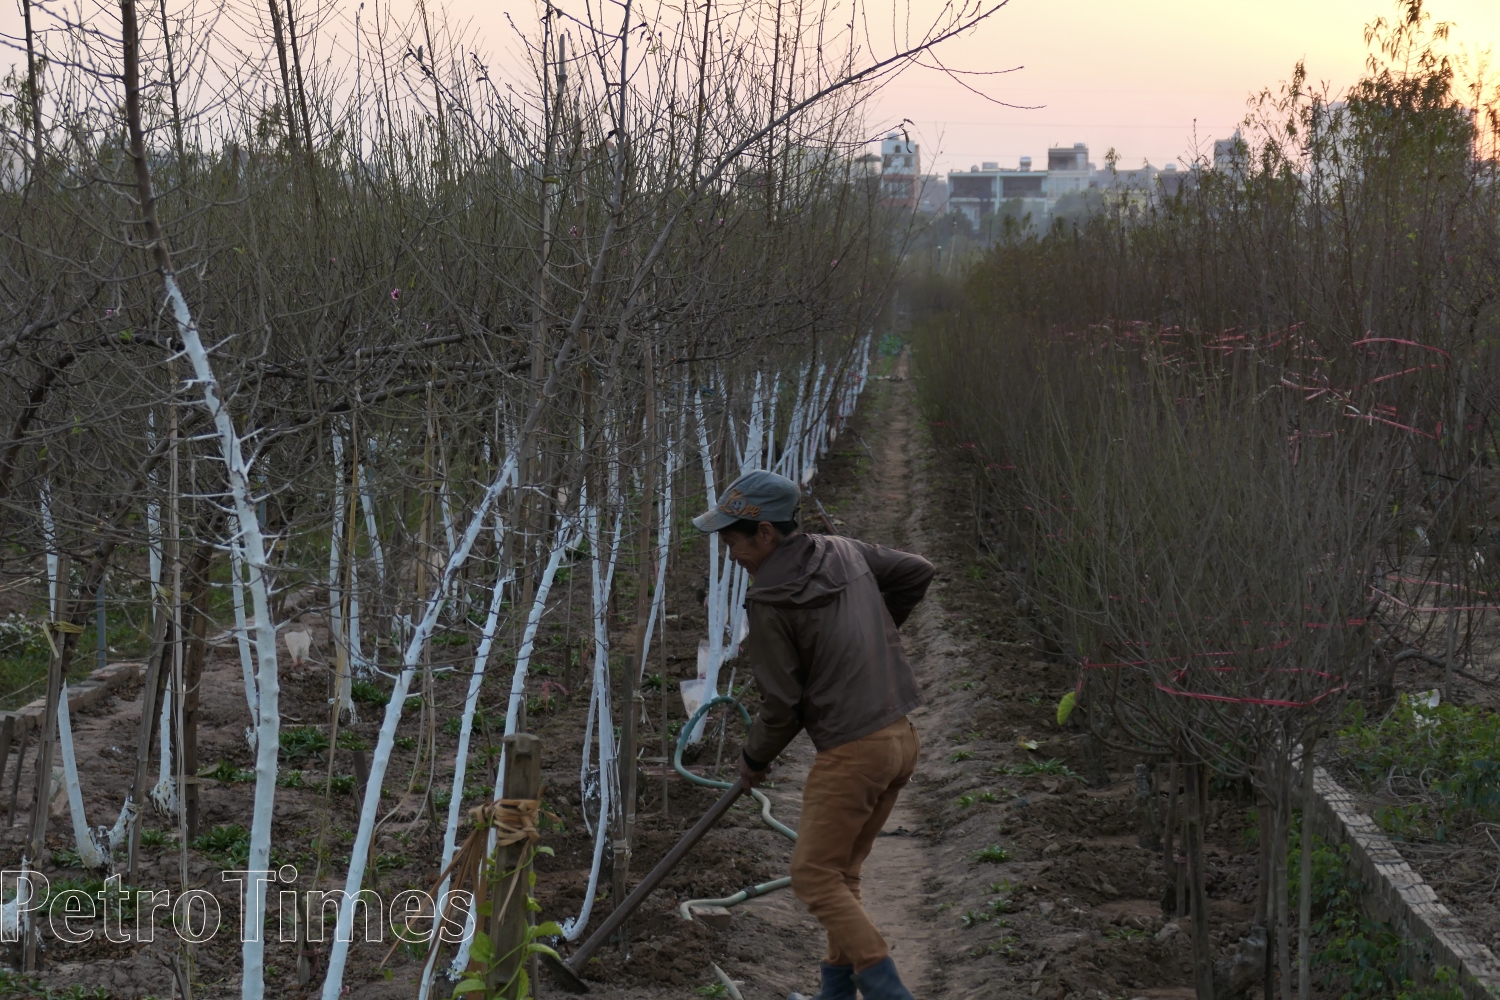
[672,694,797,920]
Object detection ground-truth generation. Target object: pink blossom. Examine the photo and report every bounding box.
[104,308,115,318]
[390,288,401,300]
[569,225,579,237]
[830,259,839,268]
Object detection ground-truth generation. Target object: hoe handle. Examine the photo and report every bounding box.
[555,778,747,988]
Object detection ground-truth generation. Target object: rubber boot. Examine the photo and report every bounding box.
[852,956,915,1000]
[787,961,856,1000]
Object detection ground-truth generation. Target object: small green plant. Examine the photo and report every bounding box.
[50,849,82,868]
[372,852,407,874]
[443,711,485,737]
[694,985,730,998]
[336,730,368,751]
[279,726,330,764]
[986,879,1015,895]
[394,736,417,750]
[959,908,990,928]
[200,759,254,783]
[971,845,1011,864]
[328,774,356,795]
[1338,696,1500,841]
[948,750,975,763]
[1105,925,1147,942]
[278,769,305,788]
[966,565,985,580]
[1286,823,1465,1000]
[998,758,1081,779]
[970,937,1019,959]
[956,794,976,808]
[191,824,250,866]
[978,790,1000,804]
[138,828,174,848]
[988,896,1014,914]
[350,680,389,706]
[450,907,564,999]
[642,672,664,691]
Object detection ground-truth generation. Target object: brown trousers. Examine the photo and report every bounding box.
[790,716,921,970]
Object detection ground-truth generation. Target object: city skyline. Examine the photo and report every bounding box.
[862,0,1500,174]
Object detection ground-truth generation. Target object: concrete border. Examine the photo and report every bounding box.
[1,661,143,736]
[1305,765,1500,1000]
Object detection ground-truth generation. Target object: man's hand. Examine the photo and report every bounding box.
[739,754,769,788]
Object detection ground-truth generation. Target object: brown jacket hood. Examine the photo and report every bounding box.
[746,533,868,610]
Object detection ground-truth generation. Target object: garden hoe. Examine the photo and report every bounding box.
[541,778,748,994]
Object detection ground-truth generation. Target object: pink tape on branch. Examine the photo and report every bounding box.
[1373,588,1500,614]
[1381,575,1496,597]
[1151,681,1349,708]
[1343,413,1439,439]
[1084,639,1295,669]
[1362,364,1444,388]
[1351,337,1452,360]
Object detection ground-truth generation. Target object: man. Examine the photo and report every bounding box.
[693,469,934,1000]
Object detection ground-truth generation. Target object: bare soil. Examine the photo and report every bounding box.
[3,354,1264,999]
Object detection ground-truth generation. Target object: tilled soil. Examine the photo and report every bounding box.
[4,352,1261,999]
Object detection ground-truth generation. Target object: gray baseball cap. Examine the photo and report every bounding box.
[692,469,801,533]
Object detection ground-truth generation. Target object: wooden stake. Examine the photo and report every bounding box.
[126,582,172,882]
[181,541,216,841]
[25,552,69,971]
[7,726,29,826]
[0,715,17,820]
[490,733,542,998]
[1184,761,1215,1000]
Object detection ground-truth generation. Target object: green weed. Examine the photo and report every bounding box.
[279,726,330,764]
[1337,695,1500,841]
[971,845,1011,864]
[200,759,254,783]
[996,758,1081,779]
[948,750,975,763]
[191,824,250,866]
[350,680,389,706]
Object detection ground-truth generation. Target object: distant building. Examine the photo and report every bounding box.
[1213,130,1247,176]
[946,146,1083,229]
[917,175,947,215]
[880,132,920,208]
[1044,143,1093,200]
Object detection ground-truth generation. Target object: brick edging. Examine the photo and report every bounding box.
[1305,765,1500,1000]
[1,661,144,736]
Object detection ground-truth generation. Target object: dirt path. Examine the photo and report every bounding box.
[729,353,942,996]
[568,353,1257,1000]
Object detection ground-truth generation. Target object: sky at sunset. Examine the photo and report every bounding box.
[401,0,1500,174]
[3,0,1497,177]
[863,0,1500,176]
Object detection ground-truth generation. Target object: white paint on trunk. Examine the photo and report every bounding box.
[56,684,106,869]
[320,450,519,1000]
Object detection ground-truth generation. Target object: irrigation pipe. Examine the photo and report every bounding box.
[671,695,796,921]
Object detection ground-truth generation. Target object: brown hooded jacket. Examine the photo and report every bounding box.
[740,533,934,768]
